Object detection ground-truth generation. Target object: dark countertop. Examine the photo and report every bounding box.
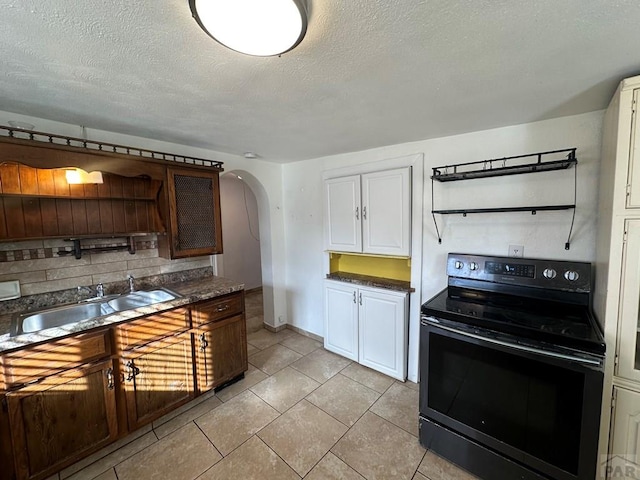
[0,275,244,354]
[326,272,414,293]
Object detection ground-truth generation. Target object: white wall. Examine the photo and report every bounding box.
[282,110,604,381]
[0,110,288,327]
[219,174,262,290]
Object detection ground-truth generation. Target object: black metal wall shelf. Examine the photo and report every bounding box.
[58,235,139,259]
[431,148,577,182]
[431,148,578,250]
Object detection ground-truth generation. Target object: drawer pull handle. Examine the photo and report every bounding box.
[199,333,209,352]
[106,368,114,390]
[216,304,230,312]
[125,360,140,382]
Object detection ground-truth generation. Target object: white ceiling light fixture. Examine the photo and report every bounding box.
[189,0,308,57]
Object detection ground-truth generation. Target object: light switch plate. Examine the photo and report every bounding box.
[508,245,524,258]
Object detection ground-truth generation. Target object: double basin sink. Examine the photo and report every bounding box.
[11,288,181,337]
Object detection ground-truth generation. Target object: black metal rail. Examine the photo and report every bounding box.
[0,125,224,170]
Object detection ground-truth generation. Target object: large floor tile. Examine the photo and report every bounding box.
[290,348,351,383]
[332,412,425,480]
[413,472,429,480]
[306,373,380,426]
[250,366,320,413]
[249,344,302,375]
[197,436,299,480]
[154,395,222,439]
[215,364,268,402]
[417,451,479,480]
[305,453,365,480]
[340,363,395,393]
[93,470,117,480]
[247,329,280,350]
[279,333,322,355]
[370,382,419,436]
[195,390,279,455]
[64,431,157,480]
[258,400,348,477]
[115,423,220,480]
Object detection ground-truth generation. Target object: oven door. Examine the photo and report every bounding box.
[419,316,603,480]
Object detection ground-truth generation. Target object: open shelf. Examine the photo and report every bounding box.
[431,148,577,182]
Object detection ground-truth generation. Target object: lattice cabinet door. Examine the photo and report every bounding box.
[162,167,223,258]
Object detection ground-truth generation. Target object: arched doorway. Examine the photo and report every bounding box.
[218,170,275,332]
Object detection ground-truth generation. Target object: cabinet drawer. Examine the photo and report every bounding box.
[1,329,111,388]
[191,293,244,327]
[117,308,189,351]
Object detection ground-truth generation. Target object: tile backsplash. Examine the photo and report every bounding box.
[0,235,212,297]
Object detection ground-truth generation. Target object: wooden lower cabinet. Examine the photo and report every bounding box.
[194,314,248,393]
[6,359,118,480]
[120,331,195,431]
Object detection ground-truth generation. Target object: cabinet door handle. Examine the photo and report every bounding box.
[125,360,140,382]
[353,291,356,303]
[362,206,367,220]
[359,292,362,305]
[199,333,209,352]
[215,304,230,313]
[355,207,359,220]
[106,368,114,390]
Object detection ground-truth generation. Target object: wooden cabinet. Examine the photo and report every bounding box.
[192,293,247,393]
[1,329,117,480]
[0,164,163,241]
[324,280,408,380]
[325,167,411,256]
[120,332,194,431]
[609,387,640,477]
[116,309,194,431]
[158,167,223,259]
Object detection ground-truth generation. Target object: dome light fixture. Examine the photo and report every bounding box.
[189,0,308,57]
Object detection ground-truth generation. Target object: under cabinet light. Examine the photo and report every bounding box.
[65,168,104,184]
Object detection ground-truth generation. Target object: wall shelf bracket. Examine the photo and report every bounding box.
[59,236,137,259]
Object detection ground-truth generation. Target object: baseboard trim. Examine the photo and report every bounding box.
[245,286,263,295]
[286,325,323,343]
[263,323,287,333]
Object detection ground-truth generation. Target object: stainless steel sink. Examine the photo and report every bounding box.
[10,288,182,337]
[13,301,116,336]
[107,288,180,312]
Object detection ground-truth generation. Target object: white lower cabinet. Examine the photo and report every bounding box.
[609,387,640,478]
[324,280,408,380]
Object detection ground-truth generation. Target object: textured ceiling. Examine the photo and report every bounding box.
[1,0,640,162]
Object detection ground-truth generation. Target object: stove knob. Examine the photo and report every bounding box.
[470,262,479,271]
[454,261,464,269]
[564,270,580,281]
[543,268,557,279]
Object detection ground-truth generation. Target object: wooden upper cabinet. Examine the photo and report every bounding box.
[158,167,223,259]
[0,163,164,241]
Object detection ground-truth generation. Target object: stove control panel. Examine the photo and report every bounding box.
[447,253,591,292]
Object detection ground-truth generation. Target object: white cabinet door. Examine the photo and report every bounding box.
[326,176,362,253]
[609,387,640,478]
[324,280,359,361]
[358,286,408,380]
[617,219,640,382]
[362,167,411,256]
[627,89,640,209]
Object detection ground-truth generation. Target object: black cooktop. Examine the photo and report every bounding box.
[421,286,605,355]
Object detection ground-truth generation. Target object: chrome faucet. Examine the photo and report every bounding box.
[127,275,135,293]
[96,283,104,298]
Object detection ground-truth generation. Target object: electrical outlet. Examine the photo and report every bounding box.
[509,245,524,258]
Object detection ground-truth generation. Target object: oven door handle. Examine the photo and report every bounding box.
[424,317,603,367]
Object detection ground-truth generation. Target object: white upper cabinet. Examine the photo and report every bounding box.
[361,168,411,256]
[326,167,411,256]
[628,89,640,209]
[325,175,362,253]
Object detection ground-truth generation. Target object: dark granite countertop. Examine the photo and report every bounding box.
[326,272,414,293]
[0,275,244,354]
